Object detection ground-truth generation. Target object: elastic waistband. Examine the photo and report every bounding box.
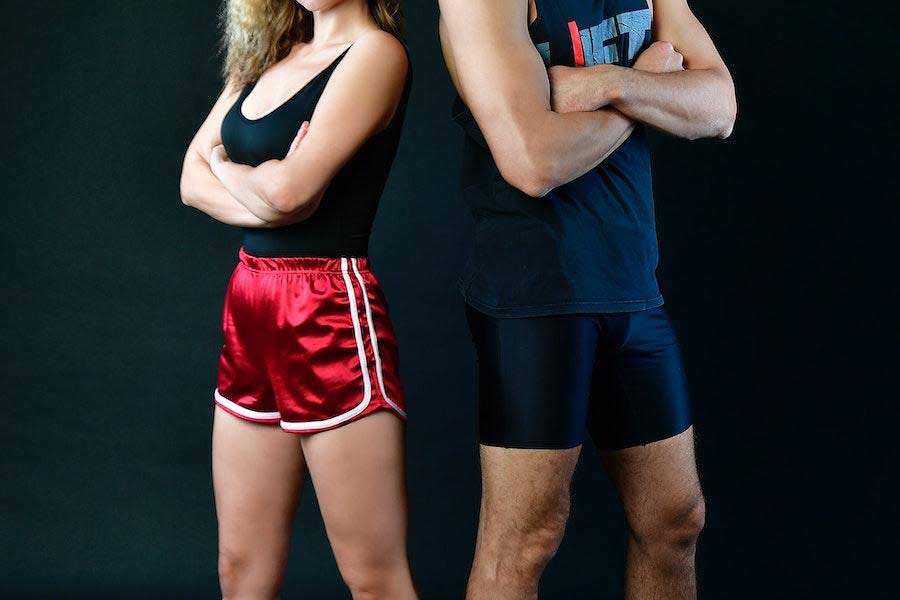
[238,248,370,273]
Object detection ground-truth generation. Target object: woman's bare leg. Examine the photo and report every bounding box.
[301,410,417,600]
[213,407,306,599]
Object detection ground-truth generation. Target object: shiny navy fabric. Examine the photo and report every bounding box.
[466,305,692,450]
[453,0,661,317]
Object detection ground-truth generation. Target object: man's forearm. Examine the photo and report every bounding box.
[524,107,634,195]
[608,66,735,138]
[438,1,635,197]
[579,65,735,139]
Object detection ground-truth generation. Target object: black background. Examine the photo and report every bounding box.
[2,1,898,598]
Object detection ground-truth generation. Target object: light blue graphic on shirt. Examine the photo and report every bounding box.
[537,8,651,68]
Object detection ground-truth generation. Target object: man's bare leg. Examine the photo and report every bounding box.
[466,445,581,600]
[600,427,705,600]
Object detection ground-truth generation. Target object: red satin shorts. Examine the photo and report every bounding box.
[213,248,407,433]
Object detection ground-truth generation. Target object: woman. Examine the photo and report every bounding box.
[179,0,415,597]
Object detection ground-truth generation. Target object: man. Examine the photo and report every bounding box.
[439,0,735,597]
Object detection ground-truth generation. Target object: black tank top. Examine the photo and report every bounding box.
[453,0,660,318]
[221,44,410,257]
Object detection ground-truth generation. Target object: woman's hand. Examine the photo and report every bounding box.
[286,121,310,157]
[209,144,230,179]
[208,118,308,185]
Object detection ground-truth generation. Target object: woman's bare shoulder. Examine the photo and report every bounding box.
[345,29,408,73]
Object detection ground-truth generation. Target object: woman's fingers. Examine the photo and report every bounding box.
[286,121,311,157]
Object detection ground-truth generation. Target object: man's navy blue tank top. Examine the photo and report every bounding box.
[453,0,661,317]
[221,44,410,257]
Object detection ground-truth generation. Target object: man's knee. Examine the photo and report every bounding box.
[629,493,705,562]
[472,446,580,591]
[484,493,571,580]
[218,547,280,599]
[520,505,570,576]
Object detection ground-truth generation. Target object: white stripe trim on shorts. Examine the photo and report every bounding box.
[214,389,281,421]
[279,257,372,432]
[350,258,407,418]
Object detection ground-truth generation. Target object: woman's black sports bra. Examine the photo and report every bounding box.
[221,44,410,257]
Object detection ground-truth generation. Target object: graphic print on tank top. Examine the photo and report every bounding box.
[531,0,652,69]
[452,0,664,318]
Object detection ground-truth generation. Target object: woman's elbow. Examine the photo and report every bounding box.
[263,185,297,215]
[179,169,198,207]
[180,151,206,207]
[263,179,318,216]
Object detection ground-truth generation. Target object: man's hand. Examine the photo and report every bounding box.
[633,41,685,73]
[600,0,735,139]
[543,0,736,139]
[549,41,686,114]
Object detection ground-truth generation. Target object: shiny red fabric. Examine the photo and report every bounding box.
[214,248,406,433]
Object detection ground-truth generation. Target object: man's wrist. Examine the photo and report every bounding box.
[591,64,625,106]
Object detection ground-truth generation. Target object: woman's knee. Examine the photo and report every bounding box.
[218,547,283,599]
[339,560,413,600]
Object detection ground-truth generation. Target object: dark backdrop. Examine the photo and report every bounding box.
[2,1,897,598]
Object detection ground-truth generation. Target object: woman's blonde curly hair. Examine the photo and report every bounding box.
[221,0,404,88]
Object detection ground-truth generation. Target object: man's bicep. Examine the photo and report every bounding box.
[653,0,728,72]
[441,0,551,129]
